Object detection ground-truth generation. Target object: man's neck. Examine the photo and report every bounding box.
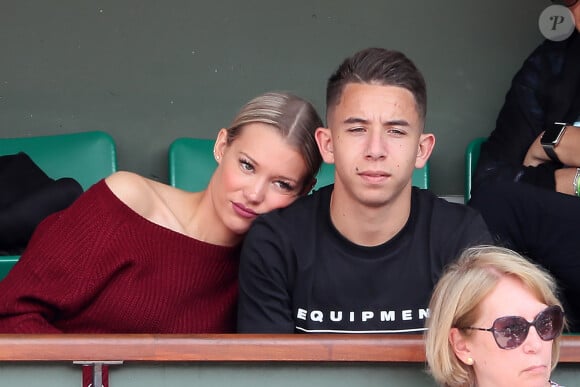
[328,186,412,247]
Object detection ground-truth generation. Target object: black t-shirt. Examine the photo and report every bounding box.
[238,185,492,333]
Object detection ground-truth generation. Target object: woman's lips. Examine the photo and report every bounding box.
[232,202,258,219]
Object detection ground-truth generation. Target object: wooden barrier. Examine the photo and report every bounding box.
[0,334,425,362]
[1,334,579,362]
[0,334,578,387]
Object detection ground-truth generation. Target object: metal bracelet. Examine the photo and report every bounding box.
[573,168,580,197]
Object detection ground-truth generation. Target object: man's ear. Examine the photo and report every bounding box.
[449,327,474,366]
[415,133,435,169]
[315,127,334,164]
[213,128,228,164]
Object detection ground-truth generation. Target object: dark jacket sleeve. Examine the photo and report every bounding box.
[237,215,296,333]
[472,39,563,192]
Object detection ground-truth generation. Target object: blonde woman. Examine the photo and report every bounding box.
[0,92,323,333]
[426,245,566,387]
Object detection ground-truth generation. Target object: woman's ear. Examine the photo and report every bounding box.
[214,128,228,164]
[415,133,435,169]
[449,327,474,366]
[315,127,334,164]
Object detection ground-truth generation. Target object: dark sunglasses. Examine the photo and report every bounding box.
[462,305,564,350]
[551,0,579,7]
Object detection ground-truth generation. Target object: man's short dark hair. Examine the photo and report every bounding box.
[326,48,427,123]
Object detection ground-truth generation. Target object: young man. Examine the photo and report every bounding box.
[237,48,491,333]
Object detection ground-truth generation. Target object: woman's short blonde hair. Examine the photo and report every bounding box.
[425,245,564,387]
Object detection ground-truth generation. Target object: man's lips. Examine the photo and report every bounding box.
[358,170,389,182]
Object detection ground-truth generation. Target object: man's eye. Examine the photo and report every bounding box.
[388,128,405,136]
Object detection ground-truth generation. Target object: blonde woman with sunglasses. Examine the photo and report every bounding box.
[425,245,566,387]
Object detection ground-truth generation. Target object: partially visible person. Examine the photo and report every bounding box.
[469,0,580,330]
[425,245,566,387]
[0,152,82,255]
[0,91,323,333]
[237,48,492,334]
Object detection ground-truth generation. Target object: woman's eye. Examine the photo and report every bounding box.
[240,159,254,171]
[537,318,553,332]
[275,181,295,192]
[504,324,525,337]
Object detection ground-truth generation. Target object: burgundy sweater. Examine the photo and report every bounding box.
[0,180,240,333]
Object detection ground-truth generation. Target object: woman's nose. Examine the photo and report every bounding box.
[244,179,267,204]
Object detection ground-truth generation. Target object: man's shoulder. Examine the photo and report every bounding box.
[414,188,466,210]
[413,188,484,223]
[532,31,576,58]
[244,185,333,247]
[515,34,573,84]
[261,184,331,223]
[412,188,491,246]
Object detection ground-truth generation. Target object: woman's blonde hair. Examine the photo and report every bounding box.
[225,92,323,189]
[425,245,564,387]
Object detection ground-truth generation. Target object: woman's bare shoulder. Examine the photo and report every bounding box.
[105,171,150,196]
[104,171,197,226]
[104,171,162,215]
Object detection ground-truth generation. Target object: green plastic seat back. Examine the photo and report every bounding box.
[312,163,335,191]
[312,162,430,191]
[0,256,19,282]
[412,162,430,189]
[0,131,117,190]
[464,137,486,202]
[0,131,118,281]
[169,138,216,192]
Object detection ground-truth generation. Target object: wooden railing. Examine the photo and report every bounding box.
[0,334,578,387]
[0,334,424,362]
[0,334,579,362]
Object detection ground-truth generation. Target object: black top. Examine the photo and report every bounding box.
[238,185,492,333]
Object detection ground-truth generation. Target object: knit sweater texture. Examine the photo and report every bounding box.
[0,179,240,333]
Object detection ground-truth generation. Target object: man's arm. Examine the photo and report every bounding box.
[524,126,580,168]
[237,217,296,333]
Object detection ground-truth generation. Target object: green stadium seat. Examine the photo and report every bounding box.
[169,138,216,192]
[464,137,486,202]
[0,131,118,281]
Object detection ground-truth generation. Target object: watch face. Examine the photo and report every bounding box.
[541,123,566,145]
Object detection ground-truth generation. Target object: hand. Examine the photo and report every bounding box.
[523,132,550,167]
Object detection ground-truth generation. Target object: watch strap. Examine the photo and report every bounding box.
[542,143,561,163]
